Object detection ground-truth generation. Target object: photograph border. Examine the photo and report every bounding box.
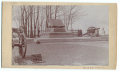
[2,2,117,69]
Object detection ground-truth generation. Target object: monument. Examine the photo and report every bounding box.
[102,28,105,35]
[40,19,72,38]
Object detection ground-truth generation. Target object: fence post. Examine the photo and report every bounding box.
[78,29,82,37]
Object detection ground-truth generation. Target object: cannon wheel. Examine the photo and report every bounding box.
[89,33,95,37]
[19,34,27,58]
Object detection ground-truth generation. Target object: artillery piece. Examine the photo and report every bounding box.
[12,26,27,58]
[82,27,100,37]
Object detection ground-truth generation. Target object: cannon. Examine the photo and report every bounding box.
[82,27,100,37]
[12,26,27,58]
[12,33,27,58]
[87,27,100,37]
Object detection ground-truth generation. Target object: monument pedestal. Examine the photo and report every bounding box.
[45,28,66,32]
[40,32,72,38]
[40,28,72,38]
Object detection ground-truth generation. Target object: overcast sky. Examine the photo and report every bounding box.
[68,5,109,34]
[12,5,109,34]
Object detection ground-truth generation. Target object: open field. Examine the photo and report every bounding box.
[12,40,109,66]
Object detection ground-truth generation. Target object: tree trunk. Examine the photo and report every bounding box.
[37,21,40,37]
[41,23,42,33]
[71,19,72,30]
[38,29,39,37]
[50,6,52,19]
[28,9,29,38]
[34,6,39,37]
[21,6,23,26]
[46,6,49,28]
[25,9,27,37]
[34,7,36,37]
[30,6,33,38]
[46,6,48,28]
[55,6,57,19]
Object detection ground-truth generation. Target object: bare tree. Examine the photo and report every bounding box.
[40,6,45,34]
[45,5,49,28]
[33,6,36,37]
[29,6,33,38]
[36,6,45,36]
[55,5,60,19]
[60,6,85,31]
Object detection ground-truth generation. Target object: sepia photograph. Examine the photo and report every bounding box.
[12,5,109,66]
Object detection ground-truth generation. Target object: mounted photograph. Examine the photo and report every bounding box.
[12,5,109,66]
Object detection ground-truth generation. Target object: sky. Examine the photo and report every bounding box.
[12,5,109,35]
[68,5,109,34]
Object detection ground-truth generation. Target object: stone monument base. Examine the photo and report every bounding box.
[45,28,66,32]
[40,32,72,38]
[40,28,73,38]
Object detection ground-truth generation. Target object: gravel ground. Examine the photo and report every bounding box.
[12,41,109,66]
